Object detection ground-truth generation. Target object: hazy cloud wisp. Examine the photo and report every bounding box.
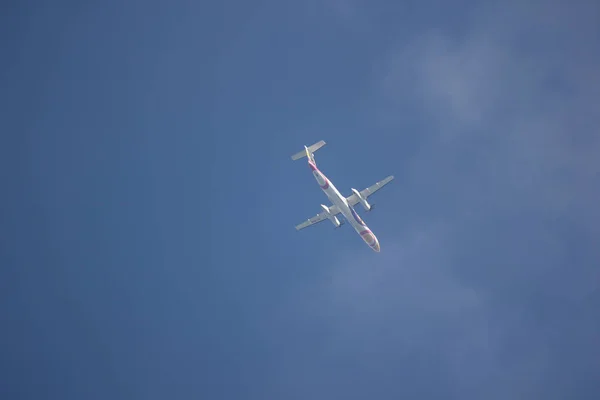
[278,1,600,398]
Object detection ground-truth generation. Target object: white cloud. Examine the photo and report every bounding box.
[276,0,600,397]
[379,1,600,225]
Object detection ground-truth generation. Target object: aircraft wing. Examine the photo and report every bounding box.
[346,175,394,206]
[295,205,341,231]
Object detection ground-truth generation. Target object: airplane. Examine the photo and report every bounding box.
[292,140,394,252]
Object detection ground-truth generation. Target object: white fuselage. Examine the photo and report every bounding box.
[308,160,380,252]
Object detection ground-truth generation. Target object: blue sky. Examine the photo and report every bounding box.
[2,0,599,399]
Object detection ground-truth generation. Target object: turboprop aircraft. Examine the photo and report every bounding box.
[292,140,394,252]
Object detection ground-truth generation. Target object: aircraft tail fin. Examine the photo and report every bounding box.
[291,140,326,161]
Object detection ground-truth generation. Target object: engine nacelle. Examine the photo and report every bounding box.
[330,215,342,228]
[320,204,343,228]
[351,188,372,211]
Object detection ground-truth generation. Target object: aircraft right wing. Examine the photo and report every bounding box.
[346,175,395,206]
[295,204,341,231]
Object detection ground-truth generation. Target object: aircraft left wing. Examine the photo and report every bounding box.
[346,175,395,206]
[295,205,341,231]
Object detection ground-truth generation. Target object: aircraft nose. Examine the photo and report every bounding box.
[372,237,380,252]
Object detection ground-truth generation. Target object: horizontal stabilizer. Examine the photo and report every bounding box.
[291,140,326,160]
